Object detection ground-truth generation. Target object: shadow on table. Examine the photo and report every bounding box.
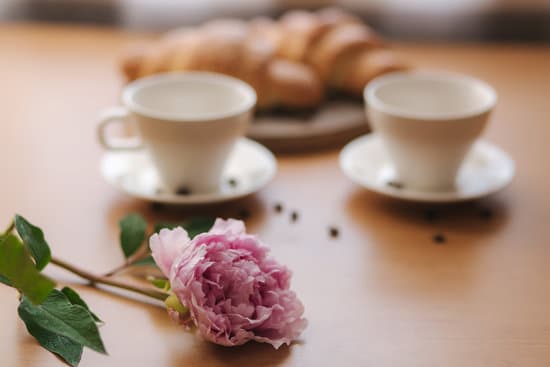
[346,187,510,236]
[106,193,268,233]
[172,340,291,367]
[344,187,511,300]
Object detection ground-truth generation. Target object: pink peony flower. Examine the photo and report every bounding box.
[149,218,307,349]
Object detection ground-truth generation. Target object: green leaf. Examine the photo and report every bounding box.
[18,290,107,354]
[61,287,102,323]
[0,234,55,304]
[119,214,147,258]
[15,215,52,270]
[20,314,83,367]
[154,217,214,239]
[131,255,157,267]
[0,273,12,286]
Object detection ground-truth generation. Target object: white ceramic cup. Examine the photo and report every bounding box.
[364,71,497,191]
[98,72,257,194]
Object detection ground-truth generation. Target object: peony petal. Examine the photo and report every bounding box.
[209,218,246,236]
[166,217,307,349]
[149,227,190,277]
[253,317,308,349]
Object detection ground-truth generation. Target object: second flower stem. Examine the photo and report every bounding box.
[50,257,168,301]
[103,245,151,277]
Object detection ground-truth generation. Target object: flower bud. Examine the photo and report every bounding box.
[164,293,188,315]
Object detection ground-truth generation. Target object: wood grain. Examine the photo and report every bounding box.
[0,23,549,366]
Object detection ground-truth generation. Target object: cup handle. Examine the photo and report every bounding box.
[97,107,143,151]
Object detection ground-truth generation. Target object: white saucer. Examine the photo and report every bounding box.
[100,138,277,204]
[339,134,515,203]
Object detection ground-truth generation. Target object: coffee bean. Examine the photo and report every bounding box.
[176,186,191,196]
[432,233,446,244]
[479,208,493,220]
[329,226,339,238]
[238,208,251,220]
[274,202,283,213]
[424,209,439,222]
[387,180,404,189]
[290,211,299,223]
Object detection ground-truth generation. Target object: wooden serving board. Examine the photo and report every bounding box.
[247,101,370,153]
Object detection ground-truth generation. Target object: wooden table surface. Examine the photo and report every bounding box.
[1,23,549,367]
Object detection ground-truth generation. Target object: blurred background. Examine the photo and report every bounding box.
[1,0,549,42]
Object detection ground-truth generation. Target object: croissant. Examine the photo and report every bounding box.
[121,7,408,110]
[253,7,409,97]
[121,20,323,110]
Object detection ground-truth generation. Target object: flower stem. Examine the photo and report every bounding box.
[103,245,150,277]
[103,262,128,277]
[50,257,168,301]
